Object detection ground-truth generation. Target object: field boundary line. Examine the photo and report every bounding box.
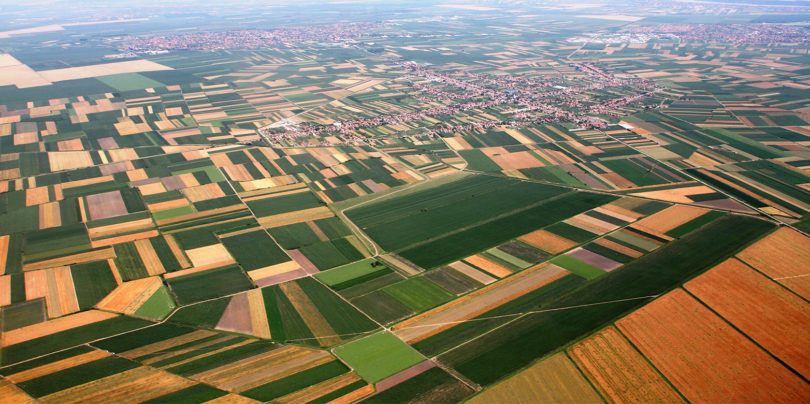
[771,273,810,280]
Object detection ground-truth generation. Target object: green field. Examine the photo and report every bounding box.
[1,300,45,332]
[247,192,324,217]
[221,229,290,270]
[1,316,153,365]
[398,192,617,269]
[71,260,118,310]
[346,175,565,252]
[167,298,231,329]
[299,238,365,270]
[438,215,775,386]
[0,5,809,402]
[295,277,379,337]
[133,285,176,320]
[166,265,253,304]
[15,356,139,397]
[97,73,165,91]
[334,332,425,383]
[549,255,606,280]
[382,276,455,312]
[363,367,474,403]
[351,291,414,324]
[114,242,149,281]
[242,360,350,401]
[142,384,229,403]
[314,258,388,288]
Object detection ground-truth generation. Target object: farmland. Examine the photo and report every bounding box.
[2,0,810,401]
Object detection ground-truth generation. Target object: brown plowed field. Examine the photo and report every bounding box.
[2,310,117,347]
[569,326,684,403]
[490,151,544,170]
[329,384,375,404]
[633,205,709,234]
[183,183,226,202]
[0,379,36,404]
[90,230,160,248]
[0,275,11,306]
[5,350,111,383]
[0,234,9,274]
[616,289,810,403]
[567,214,618,234]
[630,185,715,204]
[96,277,161,314]
[736,227,810,300]
[87,218,154,239]
[23,267,79,318]
[217,293,252,336]
[22,248,115,272]
[86,190,127,221]
[25,186,50,206]
[519,229,577,254]
[463,255,512,278]
[685,258,810,379]
[38,201,62,229]
[593,238,643,258]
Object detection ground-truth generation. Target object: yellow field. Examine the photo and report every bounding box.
[634,204,709,234]
[0,54,52,88]
[96,277,163,315]
[38,366,195,404]
[247,289,272,339]
[468,353,602,403]
[247,261,303,283]
[24,266,80,318]
[48,151,95,172]
[134,239,165,276]
[190,345,331,392]
[5,350,111,384]
[2,310,117,347]
[258,206,334,228]
[39,201,62,229]
[185,243,235,268]
[37,59,172,82]
[279,282,340,346]
[0,379,36,403]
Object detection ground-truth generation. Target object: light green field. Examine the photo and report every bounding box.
[550,255,606,280]
[333,332,425,383]
[314,258,382,286]
[97,73,165,91]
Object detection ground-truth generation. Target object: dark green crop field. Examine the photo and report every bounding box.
[346,175,566,251]
[438,215,774,386]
